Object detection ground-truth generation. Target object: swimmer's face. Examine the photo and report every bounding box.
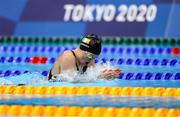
[85,51,98,62]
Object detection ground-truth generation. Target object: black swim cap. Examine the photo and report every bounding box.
[80,34,101,55]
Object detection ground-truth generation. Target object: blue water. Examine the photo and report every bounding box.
[0,71,179,108]
[0,44,179,86]
[0,43,179,108]
[0,72,179,88]
[0,94,179,108]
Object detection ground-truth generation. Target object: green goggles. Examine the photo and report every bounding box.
[85,51,98,60]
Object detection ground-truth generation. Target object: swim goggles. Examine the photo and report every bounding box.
[85,51,98,61]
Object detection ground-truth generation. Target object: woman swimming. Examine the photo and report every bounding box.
[47,34,120,81]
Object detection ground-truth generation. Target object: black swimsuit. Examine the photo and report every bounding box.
[71,50,87,73]
[48,50,87,80]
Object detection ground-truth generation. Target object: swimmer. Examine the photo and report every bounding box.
[47,34,120,81]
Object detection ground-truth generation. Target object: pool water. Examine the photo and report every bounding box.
[0,37,179,116]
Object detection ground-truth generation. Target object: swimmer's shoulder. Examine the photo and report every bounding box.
[55,50,76,70]
[50,50,75,75]
[56,50,75,63]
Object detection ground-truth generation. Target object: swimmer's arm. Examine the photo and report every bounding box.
[98,69,121,80]
[45,54,63,80]
[52,61,62,75]
[87,60,121,80]
[87,61,108,79]
[45,62,61,80]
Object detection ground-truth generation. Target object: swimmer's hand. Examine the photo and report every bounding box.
[99,68,121,80]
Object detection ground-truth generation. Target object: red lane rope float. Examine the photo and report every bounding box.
[171,48,180,55]
[29,57,48,64]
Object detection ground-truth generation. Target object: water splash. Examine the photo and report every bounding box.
[51,61,118,83]
[0,62,119,85]
[0,78,13,85]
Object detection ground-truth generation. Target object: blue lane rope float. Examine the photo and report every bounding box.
[0,57,179,67]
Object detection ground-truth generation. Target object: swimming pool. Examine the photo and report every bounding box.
[0,37,179,116]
